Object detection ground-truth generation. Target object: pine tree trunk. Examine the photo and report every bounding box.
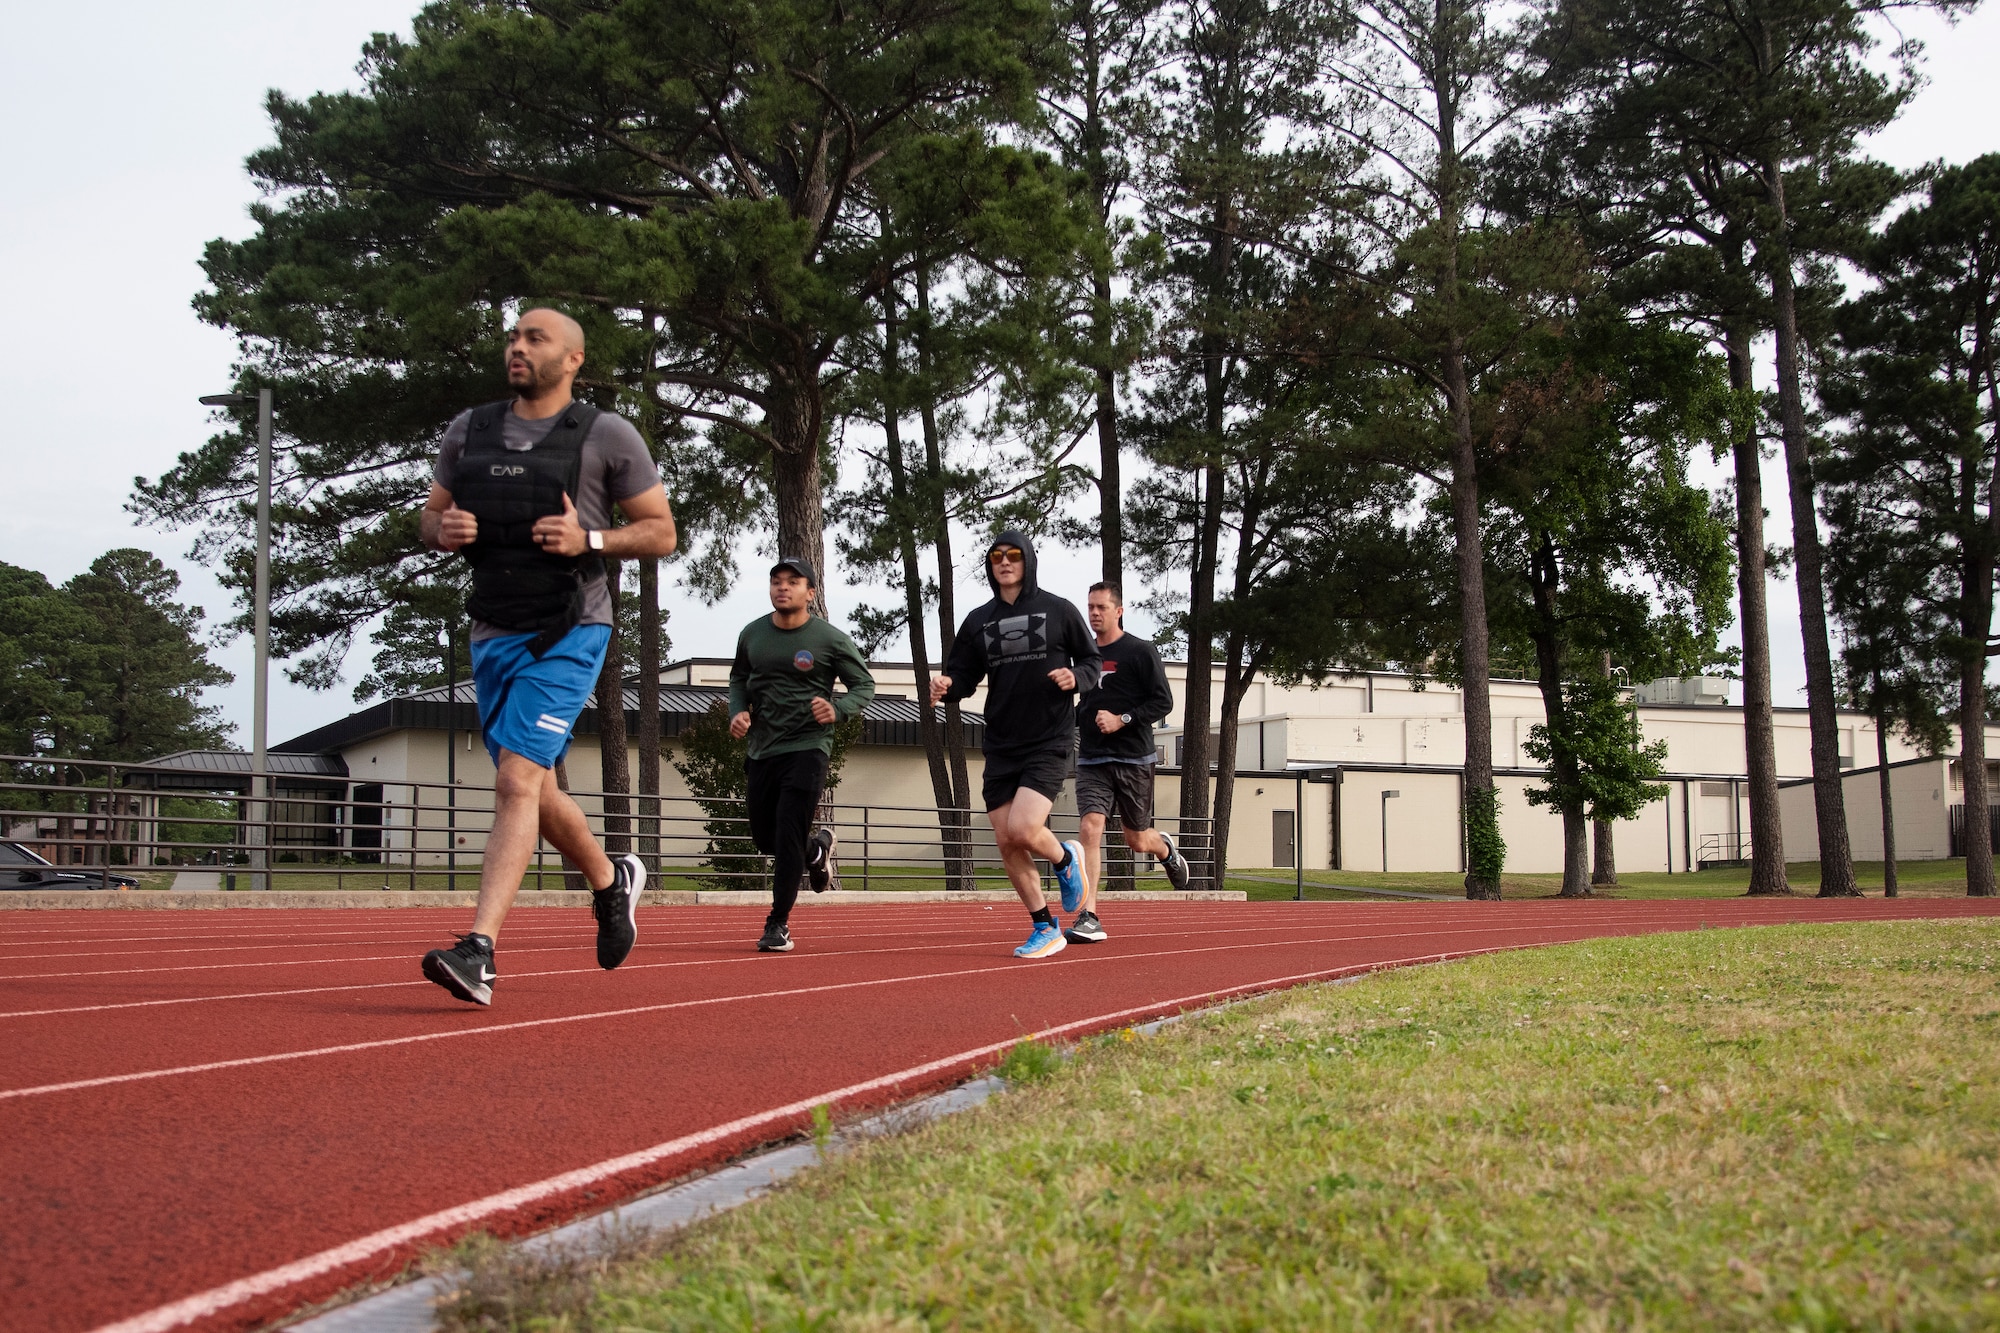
[1081,3,1123,590]
[596,560,631,856]
[881,284,963,884]
[1962,440,1998,896]
[1763,162,1855,897]
[1591,650,1618,887]
[637,557,661,873]
[1447,341,1499,900]
[1095,285,1123,587]
[1726,326,1792,896]
[767,387,827,616]
[1426,25,1499,900]
[1179,461,1224,887]
[1959,652,1993,897]
[1210,641,1255,889]
[1560,806,1590,898]
[1591,819,1616,886]
[1176,182,1234,892]
[1876,709,1897,898]
[916,270,975,891]
[1528,540,1583,897]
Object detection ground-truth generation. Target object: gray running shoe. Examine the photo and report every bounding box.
[807,827,837,892]
[592,852,646,969]
[1064,910,1108,944]
[422,932,496,1006]
[1158,833,1191,891]
[758,922,795,952]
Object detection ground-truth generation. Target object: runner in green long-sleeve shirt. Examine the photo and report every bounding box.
[727,558,876,951]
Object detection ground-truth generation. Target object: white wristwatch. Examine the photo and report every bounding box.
[587,529,605,553]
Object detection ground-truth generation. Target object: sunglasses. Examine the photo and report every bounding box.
[988,547,1025,566]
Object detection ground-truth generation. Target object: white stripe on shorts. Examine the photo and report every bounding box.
[535,714,569,734]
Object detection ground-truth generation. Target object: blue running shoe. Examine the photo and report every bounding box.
[1014,919,1068,959]
[1054,839,1088,914]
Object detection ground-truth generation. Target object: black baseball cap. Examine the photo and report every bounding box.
[770,556,818,587]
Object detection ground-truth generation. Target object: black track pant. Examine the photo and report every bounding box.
[745,748,830,927]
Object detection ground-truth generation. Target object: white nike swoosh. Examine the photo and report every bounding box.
[479,968,496,981]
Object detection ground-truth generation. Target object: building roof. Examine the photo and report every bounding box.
[274,680,984,756]
[121,749,349,792]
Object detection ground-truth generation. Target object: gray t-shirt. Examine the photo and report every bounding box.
[434,404,657,641]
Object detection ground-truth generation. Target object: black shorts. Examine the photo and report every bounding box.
[981,749,1072,811]
[1075,760,1156,830]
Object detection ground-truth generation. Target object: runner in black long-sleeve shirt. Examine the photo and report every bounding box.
[930,530,1100,959]
[1067,582,1192,943]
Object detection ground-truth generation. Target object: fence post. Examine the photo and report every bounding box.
[862,806,870,891]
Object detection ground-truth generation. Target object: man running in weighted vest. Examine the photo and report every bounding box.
[417,308,677,1006]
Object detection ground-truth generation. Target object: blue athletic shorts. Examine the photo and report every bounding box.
[470,623,612,769]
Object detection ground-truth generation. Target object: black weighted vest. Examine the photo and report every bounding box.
[452,400,603,656]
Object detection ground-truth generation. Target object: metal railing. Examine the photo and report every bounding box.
[0,755,1216,895]
[1696,832,1751,867]
[1948,803,2000,858]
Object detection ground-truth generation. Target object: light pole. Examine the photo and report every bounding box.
[200,389,273,890]
[1294,771,1305,901]
[1381,789,1400,874]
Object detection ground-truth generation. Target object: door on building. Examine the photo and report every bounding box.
[351,784,384,864]
[1273,810,1296,869]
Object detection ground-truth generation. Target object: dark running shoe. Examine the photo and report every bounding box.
[422,932,496,1006]
[806,827,838,892]
[1158,833,1191,891]
[1064,910,1108,944]
[758,922,795,953]
[592,853,646,970]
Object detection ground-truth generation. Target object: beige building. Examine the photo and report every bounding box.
[232,657,2000,875]
[261,659,1003,873]
[1152,667,2000,873]
[1777,756,2000,865]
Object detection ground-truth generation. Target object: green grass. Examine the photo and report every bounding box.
[1234,859,1975,902]
[440,918,2000,1331]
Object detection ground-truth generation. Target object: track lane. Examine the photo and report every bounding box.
[0,907,1791,1086]
[1,898,1995,1333]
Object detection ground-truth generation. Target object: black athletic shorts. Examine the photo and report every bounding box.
[981,749,1072,811]
[1075,760,1156,830]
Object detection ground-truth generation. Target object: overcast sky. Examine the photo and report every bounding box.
[2,2,1996,748]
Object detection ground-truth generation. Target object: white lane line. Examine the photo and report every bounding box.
[0,917,1698,1101]
[84,945,1504,1333]
[0,912,1623,1017]
[0,919,1036,977]
[0,903,1739,983]
[0,914,1294,984]
[0,943,583,981]
[0,907,1740,1019]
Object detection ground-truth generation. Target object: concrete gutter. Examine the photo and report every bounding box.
[285,1077,1007,1333]
[285,1007,1214,1331]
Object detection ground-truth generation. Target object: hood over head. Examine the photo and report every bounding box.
[984,529,1040,599]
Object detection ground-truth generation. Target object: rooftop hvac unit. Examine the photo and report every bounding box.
[1635,676,1732,706]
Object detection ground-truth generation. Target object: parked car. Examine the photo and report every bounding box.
[0,841,140,889]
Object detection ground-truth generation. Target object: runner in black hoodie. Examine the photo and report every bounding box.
[930,530,1100,958]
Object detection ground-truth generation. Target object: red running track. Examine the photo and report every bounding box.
[4,896,1998,1333]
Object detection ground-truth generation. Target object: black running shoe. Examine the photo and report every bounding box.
[1064,910,1108,944]
[806,827,837,892]
[757,922,795,953]
[422,932,496,1006]
[592,852,646,970]
[1158,833,1191,891]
